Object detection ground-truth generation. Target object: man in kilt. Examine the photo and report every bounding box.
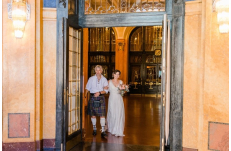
[85,65,109,138]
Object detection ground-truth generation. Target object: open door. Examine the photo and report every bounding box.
[160,14,171,151]
[63,17,83,151]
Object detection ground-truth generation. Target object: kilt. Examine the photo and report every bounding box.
[87,95,106,117]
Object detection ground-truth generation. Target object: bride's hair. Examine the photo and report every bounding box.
[112,69,121,78]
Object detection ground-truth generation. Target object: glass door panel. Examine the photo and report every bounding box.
[68,27,81,135]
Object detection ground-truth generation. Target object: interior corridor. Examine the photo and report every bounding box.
[70,95,161,151]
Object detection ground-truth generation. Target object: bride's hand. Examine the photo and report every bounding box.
[104,86,109,90]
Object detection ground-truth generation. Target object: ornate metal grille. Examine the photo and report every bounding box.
[85,0,165,14]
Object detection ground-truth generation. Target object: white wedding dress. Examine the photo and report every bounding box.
[107,80,125,136]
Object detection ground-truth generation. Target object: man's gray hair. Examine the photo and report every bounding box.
[95,65,103,71]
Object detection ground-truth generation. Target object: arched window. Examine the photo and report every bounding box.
[88,27,115,79]
[129,26,162,94]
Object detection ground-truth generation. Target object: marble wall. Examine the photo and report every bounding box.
[42,7,57,140]
[2,0,57,150]
[183,0,229,150]
[2,0,36,145]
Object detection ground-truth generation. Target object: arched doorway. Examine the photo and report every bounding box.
[129,26,162,95]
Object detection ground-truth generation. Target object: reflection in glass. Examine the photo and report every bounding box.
[85,0,165,14]
[158,66,162,84]
[130,26,162,52]
[146,55,155,63]
[146,66,156,83]
[131,66,141,82]
[89,28,110,52]
[111,30,116,52]
[89,27,115,52]
[90,55,109,63]
[130,55,142,63]
[145,26,162,51]
[130,27,142,51]
[89,27,115,79]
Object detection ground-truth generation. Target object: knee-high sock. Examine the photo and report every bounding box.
[91,118,96,130]
[100,118,106,132]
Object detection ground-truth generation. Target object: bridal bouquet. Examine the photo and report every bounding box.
[118,84,129,96]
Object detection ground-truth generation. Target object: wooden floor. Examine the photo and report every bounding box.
[83,95,161,147]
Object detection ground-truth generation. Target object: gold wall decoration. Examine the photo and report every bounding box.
[118,42,125,51]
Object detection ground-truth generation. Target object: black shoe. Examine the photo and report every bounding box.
[92,130,97,136]
[101,131,107,138]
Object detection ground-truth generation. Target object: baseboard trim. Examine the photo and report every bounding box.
[182,147,198,151]
[3,139,56,151]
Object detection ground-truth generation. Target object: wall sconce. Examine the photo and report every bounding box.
[213,0,229,33]
[8,0,30,38]
[118,42,124,51]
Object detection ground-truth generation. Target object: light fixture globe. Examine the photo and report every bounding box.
[8,0,30,38]
[215,0,229,33]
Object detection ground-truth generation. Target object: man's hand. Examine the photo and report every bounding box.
[104,86,109,90]
[85,90,89,98]
[94,92,100,97]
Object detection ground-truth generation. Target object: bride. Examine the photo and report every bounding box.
[106,70,125,137]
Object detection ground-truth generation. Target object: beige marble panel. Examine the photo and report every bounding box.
[183,12,202,148]
[185,0,202,16]
[183,0,229,151]
[202,1,229,150]
[2,0,36,142]
[43,9,57,139]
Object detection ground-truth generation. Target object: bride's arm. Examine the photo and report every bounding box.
[120,80,123,85]
[103,80,110,92]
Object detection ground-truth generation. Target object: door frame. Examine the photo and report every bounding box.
[56,0,185,150]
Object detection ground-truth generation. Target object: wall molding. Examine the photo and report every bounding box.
[2,139,55,151]
[183,147,198,151]
[43,8,57,21]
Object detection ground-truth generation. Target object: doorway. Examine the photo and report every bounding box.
[56,1,185,150]
[79,25,163,150]
[129,26,162,95]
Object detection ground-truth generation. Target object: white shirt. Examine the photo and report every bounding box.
[86,75,109,94]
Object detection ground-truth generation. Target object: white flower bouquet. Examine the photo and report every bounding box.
[118,84,129,96]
